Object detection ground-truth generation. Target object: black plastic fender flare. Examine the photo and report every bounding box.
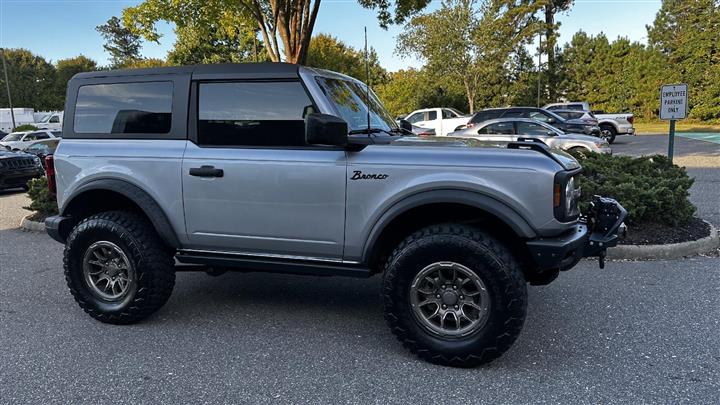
[360,189,537,263]
[61,178,181,248]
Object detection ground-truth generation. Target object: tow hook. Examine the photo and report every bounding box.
[583,195,628,268]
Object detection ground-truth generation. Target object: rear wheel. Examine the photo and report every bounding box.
[599,124,617,144]
[64,211,175,324]
[382,224,527,367]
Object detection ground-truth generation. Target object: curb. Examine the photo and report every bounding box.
[608,221,719,260]
[20,214,45,232]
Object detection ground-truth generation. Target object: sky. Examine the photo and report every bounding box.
[0,0,662,72]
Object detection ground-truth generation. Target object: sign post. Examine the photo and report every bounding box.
[660,84,688,163]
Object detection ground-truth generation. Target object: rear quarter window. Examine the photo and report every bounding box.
[73,81,173,134]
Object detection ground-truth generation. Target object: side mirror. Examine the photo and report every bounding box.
[398,119,413,132]
[547,118,556,124]
[305,113,348,147]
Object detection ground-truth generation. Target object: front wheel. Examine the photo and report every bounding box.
[382,224,527,367]
[64,211,175,324]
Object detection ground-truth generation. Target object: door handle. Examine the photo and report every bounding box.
[189,165,224,178]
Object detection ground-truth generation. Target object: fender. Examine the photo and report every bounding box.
[62,178,181,248]
[360,189,537,263]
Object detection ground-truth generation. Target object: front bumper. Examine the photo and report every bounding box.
[527,196,627,270]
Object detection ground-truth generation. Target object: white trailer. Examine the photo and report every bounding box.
[1,108,35,132]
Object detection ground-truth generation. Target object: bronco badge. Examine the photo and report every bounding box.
[350,170,389,180]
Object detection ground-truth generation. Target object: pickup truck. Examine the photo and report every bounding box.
[404,107,471,136]
[543,102,634,144]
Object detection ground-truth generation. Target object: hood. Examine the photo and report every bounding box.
[389,136,581,170]
[0,148,30,159]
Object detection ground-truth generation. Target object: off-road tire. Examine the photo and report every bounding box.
[600,124,617,144]
[64,210,175,324]
[382,224,527,367]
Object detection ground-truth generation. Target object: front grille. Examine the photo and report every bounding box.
[0,157,35,170]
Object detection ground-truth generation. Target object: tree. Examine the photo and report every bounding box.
[542,0,573,101]
[397,0,543,112]
[0,48,58,110]
[123,0,261,65]
[124,0,434,64]
[647,0,720,120]
[96,16,143,68]
[54,55,98,107]
[374,68,468,116]
[306,34,386,84]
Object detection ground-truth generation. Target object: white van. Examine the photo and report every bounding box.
[0,108,36,132]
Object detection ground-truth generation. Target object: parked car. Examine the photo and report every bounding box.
[0,130,61,151]
[404,107,471,136]
[45,63,626,368]
[34,112,64,130]
[466,107,601,137]
[19,138,61,166]
[544,102,635,143]
[0,149,45,190]
[449,118,611,154]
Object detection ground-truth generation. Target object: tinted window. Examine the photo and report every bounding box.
[32,132,50,140]
[469,111,500,124]
[528,111,551,122]
[502,110,526,118]
[198,81,312,147]
[49,116,60,123]
[479,122,514,135]
[407,113,424,124]
[427,110,437,120]
[51,131,62,137]
[74,82,173,134]
[517,122,550,135]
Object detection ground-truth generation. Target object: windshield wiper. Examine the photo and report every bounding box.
[348,127,386,135]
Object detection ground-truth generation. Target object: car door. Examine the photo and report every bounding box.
[516,121,552,144]
[182,80,347,260]
[473,122,515,143]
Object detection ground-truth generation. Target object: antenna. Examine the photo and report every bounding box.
[364,27,371,137]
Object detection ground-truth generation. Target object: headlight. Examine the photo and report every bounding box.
[565,176,577,216]
[33,156,42,166]
[593,141,607,148]
[554,170,582,221]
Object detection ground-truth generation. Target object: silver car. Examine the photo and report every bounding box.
[449,118,611,154]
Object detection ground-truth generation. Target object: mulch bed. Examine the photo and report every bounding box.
[621,217,711,245]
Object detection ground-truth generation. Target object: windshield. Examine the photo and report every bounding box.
[448,108,465,116]
[315,76,398,132]
[1,133,24,141]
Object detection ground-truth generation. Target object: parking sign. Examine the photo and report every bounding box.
[660,84,688,120]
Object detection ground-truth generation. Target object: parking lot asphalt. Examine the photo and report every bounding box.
[1,135,719,404]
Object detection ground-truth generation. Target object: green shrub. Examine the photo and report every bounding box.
[570,152,695,226]
[24,177,58,219]
[13,124,39,132]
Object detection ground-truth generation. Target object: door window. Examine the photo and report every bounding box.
[197,81,314,147]
[406,112,424,123]
[427,110,437,120]
[49,116,60,123]
[31,132,50,140]
[516,122,550,135]
[478,122,514,135]
[528,111,551,122]
[502,110,525,118]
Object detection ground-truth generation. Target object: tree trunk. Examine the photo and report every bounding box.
[545,4,557,101]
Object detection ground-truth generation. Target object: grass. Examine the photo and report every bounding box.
[634,121,720,135]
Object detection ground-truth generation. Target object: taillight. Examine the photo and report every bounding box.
[45,154,56,195]
[627,116,634,124]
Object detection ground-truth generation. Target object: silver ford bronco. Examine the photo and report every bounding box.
[45,63,626,367]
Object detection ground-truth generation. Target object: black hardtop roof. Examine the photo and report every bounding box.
[71,62,300,80]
